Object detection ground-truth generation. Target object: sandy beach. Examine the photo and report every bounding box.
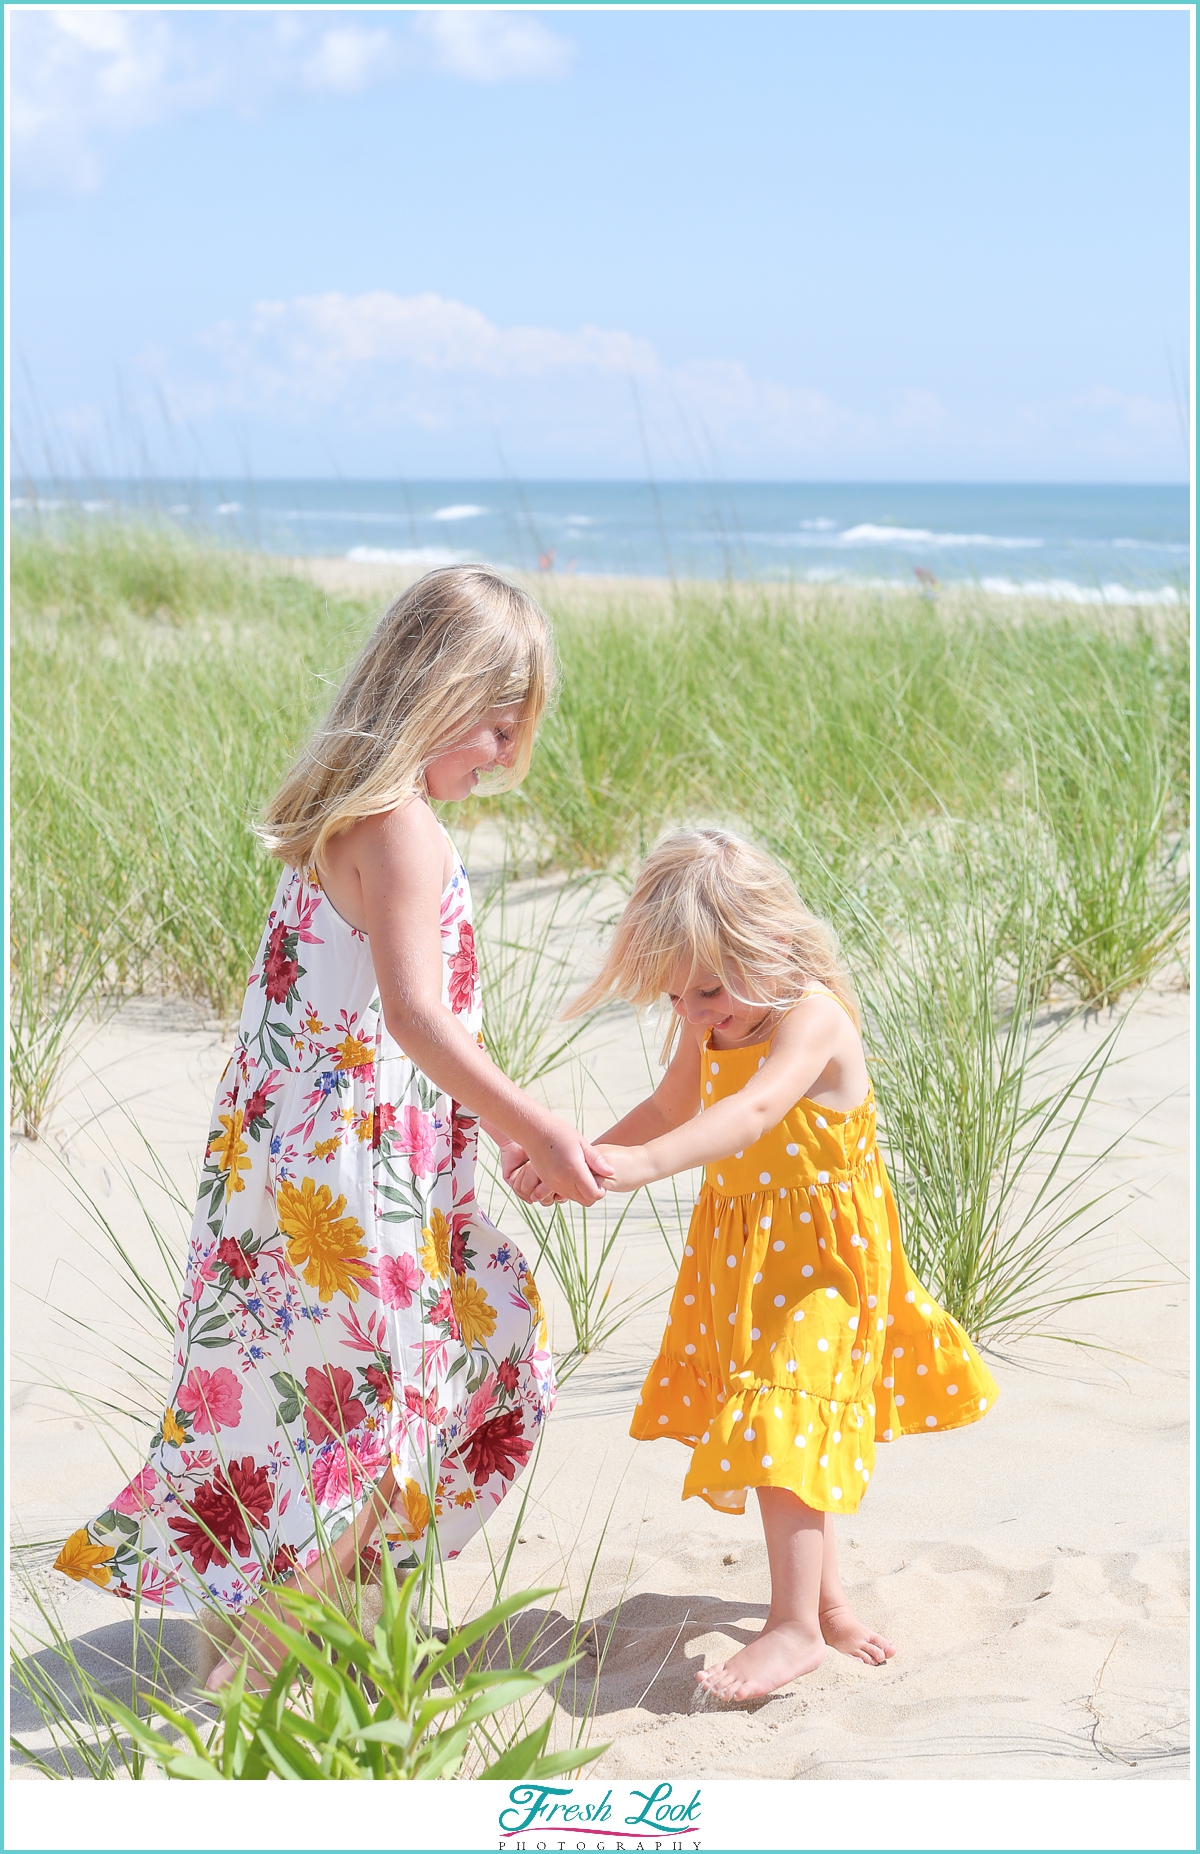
[8,843,1190,1785]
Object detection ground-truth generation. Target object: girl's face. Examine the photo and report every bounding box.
[423,705,523,801]
[666,960,773,1043]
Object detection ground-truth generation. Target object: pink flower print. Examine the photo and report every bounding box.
[112,1467,158,1515]
[447,922,478,1016]
[176,1366,243,1436]
[393,1106,435,1177]
[378,1252,421,1310]
[310,1428,388,1507]
[463,1373,499,1435]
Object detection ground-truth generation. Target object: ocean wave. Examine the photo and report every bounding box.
[431,504,486,522]
[215,502,241,515]
[978,576,1183,606]
[346,545,465,566]
[1111,537,1191,552]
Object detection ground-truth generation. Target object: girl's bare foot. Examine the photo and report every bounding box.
[696,1618,825,1703]
[819,1600,895,1665]
[204,1608,289,1693]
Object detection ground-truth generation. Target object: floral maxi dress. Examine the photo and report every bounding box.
[55,840,554,1614]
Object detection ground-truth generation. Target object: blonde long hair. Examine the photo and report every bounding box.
[568,828,860,1060]
[258,565,554,866]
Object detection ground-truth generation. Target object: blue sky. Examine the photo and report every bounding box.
[9,6,1192,481]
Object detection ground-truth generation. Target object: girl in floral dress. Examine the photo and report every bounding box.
[518,829,996,1705]
[55,567,611,1688]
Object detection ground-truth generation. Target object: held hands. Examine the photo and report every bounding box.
[501,1117,613,1208]
[508,1140,654,1205]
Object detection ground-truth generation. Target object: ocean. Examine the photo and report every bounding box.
[12,480,1190,604]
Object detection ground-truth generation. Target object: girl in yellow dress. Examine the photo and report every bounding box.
[528,828,997,1704]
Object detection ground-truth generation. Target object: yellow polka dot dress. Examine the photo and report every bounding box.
[630,1036,997,1515]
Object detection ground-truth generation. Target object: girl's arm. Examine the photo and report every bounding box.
[596,997,860,1191]
[345,800,612,1205]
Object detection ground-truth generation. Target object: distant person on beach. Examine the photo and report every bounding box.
[514,829,997,1705]
[54,566,611,1689]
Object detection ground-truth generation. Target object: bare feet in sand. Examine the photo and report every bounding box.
[819,1600,896,1666]
[695,1618,826,1703]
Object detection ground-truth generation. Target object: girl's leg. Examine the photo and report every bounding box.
[696,1487,827,1702]
[816,1513,895,1665]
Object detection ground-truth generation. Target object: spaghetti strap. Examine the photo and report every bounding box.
[797,983,856,1023]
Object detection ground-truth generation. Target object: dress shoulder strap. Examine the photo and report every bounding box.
[796,983,856,1024]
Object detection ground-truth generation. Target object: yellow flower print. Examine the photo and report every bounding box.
[207,1109,251,1200]
[311,1136,341,1161]
[522,1270,548,1348]
[276,1176,370,1302]
[355,1110,374,1145]
[393,1478,431,1540]
[419,1208,451,1281]
[453,1488,478,1509]
[334,1033,374,1070]
[303,1008,325,1036]
[54,1529,115,1587]
[452,1274,498,1349]
[162,1408,186,1447]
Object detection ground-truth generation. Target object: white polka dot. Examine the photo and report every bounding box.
[787,1361,797,1372]
[817,1338,828,1352]
[905,1290,915,1304]
[874,1186,883,1198]
[817,1170,829,1183]
[921,1303,932,1316]
[730,1409,743,1422]
[735,1150,743,1159]
[894,1346,905,1358]
[701,1431,710,1443]
[666,1315,672,1326]
[852,1348,862,1361]
[685,1344,696,1356]
[979,1398,988,1410]
[895,1394,905,1407]
[854,1456,863,1470]
[710,1284,716,1295]
[726,1254,737,1268]
[705,1082,713,1095]
[848,1316,858,1330]
[916,1364,927,1377]
[773,1406,783,1419]
[658,1414,668,1425]
[850,1234,860,1248]
[762,1453,773,1467]
[801,1264,814,1277]
[685,1245,694,1256]
[947,1384,958,1396]
[795,1433,806,1446]
[933,1336,940,1350]
[684,1294,695,1305]
[710,1061,720,1075]
[716,1174,723,1186]
[832,1430,841,1443]
[743,1428,756,1441]
[829,1401,837,1412]
[773,1294,786,1308]
[760,1216,772,1231]
[637,1395,643,1405]
[815,1115,828,1129]
[773,1240,785,1252]
[818,1238,826,1250]
[799,1212,812,1224]
[659,1376,669,1386]
[758,1056,765,1069]
[857,1136,866,1150]
[876,1319,884,1332]
[720,1459,731,1471]
[699,1324,706,1334]
[759,1171,771,1185]
[887,1313,895,1326]
[728,1312,736,1325]
[883,1376,894,1389]
[779,1187,787,1198]
[750,1327,761,1341]
[786,1142,799,1156]
[753,1271,763,1284]
[867,1295,877,1308]
[793,1310,805,1322]
[825,1287,837,1299]
[819,1453,828,1466]
[926,1415,937,1428]
[831,1486,842,1499]
[883,1428,893,1441]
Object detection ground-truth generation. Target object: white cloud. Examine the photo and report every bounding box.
[301,27,396,95]
[8,9,574,196]
[414,10,574,83]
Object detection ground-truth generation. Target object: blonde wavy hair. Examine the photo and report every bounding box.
[568,828,860,1060]
[258,565,554,867]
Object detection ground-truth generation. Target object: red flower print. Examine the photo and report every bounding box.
[450,1106,476,1160]
[450,1227,470,1275]
[167,1456,272,1572]
[378,1252,420,1310]
[393,1106,434,1177]
[429,1287,459,1338]
[447,922,478,1016]
[243,1083,273,1127]
[303,1365,366,1445]
[271,1544,298,1578]
[462,1410,532,1488]
[263,924,299,1005]
[365,1363,393,1409]
[372,1102,397,1151]
[177,1366,243,1436]
[217,1236,254,1284]
[403,1385,446,1426]
[496,1358,520,1396]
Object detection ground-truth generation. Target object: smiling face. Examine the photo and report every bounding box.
[422,704,525,801]
[665,957,775,1047]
